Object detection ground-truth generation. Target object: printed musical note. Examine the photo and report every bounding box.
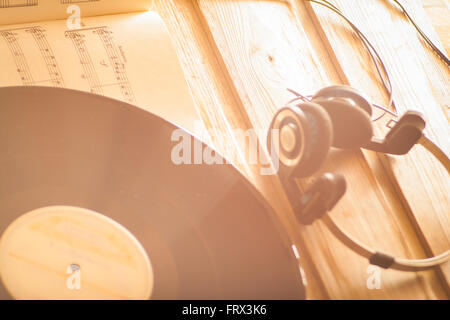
[65,26,136,103]
[0,11,199,134]
[0,26,64,87]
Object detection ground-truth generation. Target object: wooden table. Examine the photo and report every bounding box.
[154,0,450,299]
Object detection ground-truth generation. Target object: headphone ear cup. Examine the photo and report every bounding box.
[314,98,373,149]
[290,102,333,177]
[313,85,373,117]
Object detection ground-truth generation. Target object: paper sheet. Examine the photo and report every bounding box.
[0,0,152,26]
[0,11,200,133]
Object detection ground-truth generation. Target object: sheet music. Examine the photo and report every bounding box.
[0,11,201,134]
[65,26,136,104]
[1,26,65,87]
[0,0,152,26]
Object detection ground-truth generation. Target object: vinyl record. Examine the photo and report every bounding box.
[0,86,305,300]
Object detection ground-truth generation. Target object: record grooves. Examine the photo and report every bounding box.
[0,86,305,300]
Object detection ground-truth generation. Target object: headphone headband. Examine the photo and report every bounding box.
[290,133,450,271]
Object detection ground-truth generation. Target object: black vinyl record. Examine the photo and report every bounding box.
[0,86,305,299]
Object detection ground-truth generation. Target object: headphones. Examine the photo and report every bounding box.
[264,0,450,272]
[267,85,450,271]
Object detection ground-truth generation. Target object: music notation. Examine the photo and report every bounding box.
[65,26,136,104]
[0,26,64,87]
[0,0,38,8]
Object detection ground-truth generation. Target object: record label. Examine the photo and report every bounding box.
[0,206,153,300]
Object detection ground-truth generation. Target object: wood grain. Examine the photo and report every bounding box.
[154,0,449,299]
[422,0,450,55]
[306,0,449,290]
[154,0,330,299]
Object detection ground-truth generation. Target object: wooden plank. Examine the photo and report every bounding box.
[153,0,328,298]
[422,0,450,55]
[306,0,449,291]
[193,0,447,299]
[154,0,449,298]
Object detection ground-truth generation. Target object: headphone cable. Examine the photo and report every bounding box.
[307,0,396,120]
[392,0,450,67]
